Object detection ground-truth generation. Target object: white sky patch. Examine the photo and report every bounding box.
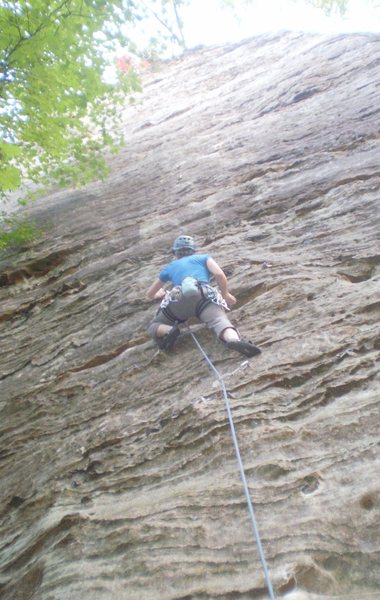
[181,0,380,47]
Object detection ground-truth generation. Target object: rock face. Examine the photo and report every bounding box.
[0,32,379,600]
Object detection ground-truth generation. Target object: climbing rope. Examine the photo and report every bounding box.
[188,327,277,600]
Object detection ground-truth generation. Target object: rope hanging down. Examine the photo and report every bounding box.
[188,327,277,600]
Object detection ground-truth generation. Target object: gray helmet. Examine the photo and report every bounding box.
[172,235,196,255]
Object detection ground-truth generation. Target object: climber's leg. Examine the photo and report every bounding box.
[198,303,261,358]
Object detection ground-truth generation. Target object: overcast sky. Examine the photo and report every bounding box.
[120,0,379,61]
[181,0,380,47]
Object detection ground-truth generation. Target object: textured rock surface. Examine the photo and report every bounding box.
[0,32,379,600]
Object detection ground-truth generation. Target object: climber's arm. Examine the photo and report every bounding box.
[206,258,237,306]
[147,279,165,301]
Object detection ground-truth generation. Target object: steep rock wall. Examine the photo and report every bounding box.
[0,32,379,600]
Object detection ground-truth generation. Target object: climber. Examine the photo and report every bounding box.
[146,235,261,357]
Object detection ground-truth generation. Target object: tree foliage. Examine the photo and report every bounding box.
[0,0,144,199]
[0,210,39,250]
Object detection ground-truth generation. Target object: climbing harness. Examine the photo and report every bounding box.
[160,281,229,322]
[188,325,277,600]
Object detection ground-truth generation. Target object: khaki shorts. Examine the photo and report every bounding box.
[148,287,236,339]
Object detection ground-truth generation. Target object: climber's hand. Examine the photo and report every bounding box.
[225,292,237,307]
[154,288,166,300]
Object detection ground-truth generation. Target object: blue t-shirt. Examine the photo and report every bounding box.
[159,254,211,287]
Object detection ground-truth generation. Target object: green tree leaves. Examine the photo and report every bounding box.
[0,212,39,250]
[0,0,139,199]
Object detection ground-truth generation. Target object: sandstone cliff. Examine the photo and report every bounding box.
[0,32,379,600]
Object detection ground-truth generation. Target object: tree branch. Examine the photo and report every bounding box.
[139,0,186,49]
[172,0,186,48]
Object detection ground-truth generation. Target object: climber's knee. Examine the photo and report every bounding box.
[219,326,240,342]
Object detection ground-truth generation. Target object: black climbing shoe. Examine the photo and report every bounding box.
[224,340,261,358]
[156,325,180,352]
